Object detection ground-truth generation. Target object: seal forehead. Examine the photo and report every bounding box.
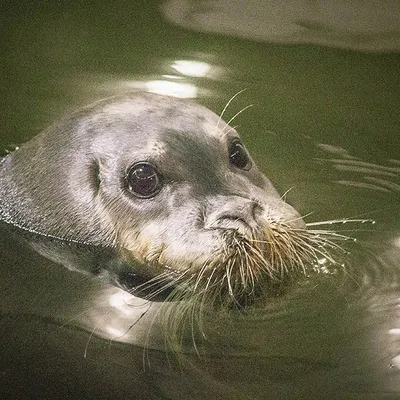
[151,128,227,195]
[201,118,233,140]
[89,94,236,145]
[101,100,152,117]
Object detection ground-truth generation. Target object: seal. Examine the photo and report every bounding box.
[0,92,326,307]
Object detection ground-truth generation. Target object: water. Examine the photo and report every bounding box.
[1,1,400,399]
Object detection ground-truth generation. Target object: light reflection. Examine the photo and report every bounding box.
[108,290,147,315]
[389,328,400,335]
[313,257,335,275]
[73,288,163,346]
[106,58,214,98]
[171,60,211,77]
[109,290,133,307]
[105,326,127,338]
[161,74,183,80]
[392,354,400,369]
[145,80,198,98]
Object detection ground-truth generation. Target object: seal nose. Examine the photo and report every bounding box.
[204,197,261,234]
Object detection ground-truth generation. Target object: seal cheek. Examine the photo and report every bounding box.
[118,222,163,265]
[122,218,226,273]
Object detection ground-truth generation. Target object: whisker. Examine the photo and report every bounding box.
[216,88,248,129]
[306,219,375,227]
[279,187,295,200]
[221,104,253,137]
[220,124,238,139]
[135,215,366,355]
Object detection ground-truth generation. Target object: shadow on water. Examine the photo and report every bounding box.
[1,0,400,399]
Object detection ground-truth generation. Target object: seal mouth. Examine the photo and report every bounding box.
[114,270,179,301]
[122,221,332,308]
[174,226,310,308]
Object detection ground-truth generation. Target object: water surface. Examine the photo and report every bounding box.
[1,1,400,399]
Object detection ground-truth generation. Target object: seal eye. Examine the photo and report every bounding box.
[126,162,162,198]
[228,139,251,170]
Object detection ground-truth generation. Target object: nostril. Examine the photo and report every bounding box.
[250,200,263,219]
[218,214,246,223]
[215,214,250,231]
[210,216,251,235]
[204,197,262,233]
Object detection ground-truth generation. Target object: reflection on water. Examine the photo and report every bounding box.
[162,0,400,52]
[146,79,198,97]
[2,0,400,399]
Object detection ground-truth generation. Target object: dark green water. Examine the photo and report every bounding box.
[1,1,400,399]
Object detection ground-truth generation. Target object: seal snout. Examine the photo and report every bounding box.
[204,197,262,236]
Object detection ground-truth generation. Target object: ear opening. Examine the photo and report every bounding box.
[88,158,101,196]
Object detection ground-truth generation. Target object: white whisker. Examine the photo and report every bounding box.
[216,88,248,129]
[221,104,253,137]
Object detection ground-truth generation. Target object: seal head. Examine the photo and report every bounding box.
[0,93,309,306]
